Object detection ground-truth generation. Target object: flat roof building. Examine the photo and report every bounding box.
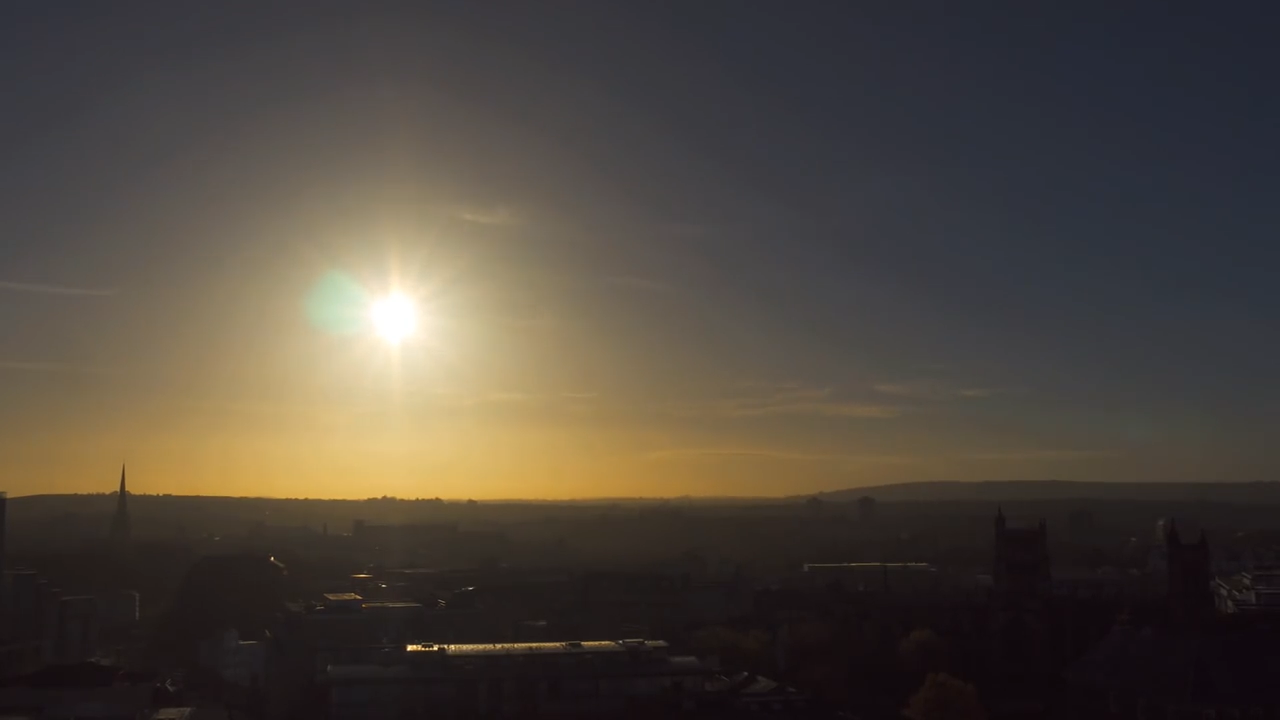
[323,639,712,719]
[1215,569,1280,614]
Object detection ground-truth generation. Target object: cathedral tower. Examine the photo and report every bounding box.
[1165,520,1212,624]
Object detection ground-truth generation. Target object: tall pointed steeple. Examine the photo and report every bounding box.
[110,463,131,547]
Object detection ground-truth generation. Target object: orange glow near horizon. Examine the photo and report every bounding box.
[0,239,1233,500]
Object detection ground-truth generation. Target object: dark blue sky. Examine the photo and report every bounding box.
[1,2,1277,497]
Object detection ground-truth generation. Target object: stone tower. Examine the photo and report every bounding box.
[1165,520,1212,624]
[993,506,1051,602]
[989,508,1053,696]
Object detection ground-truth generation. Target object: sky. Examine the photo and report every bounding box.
[2,3,1279,499]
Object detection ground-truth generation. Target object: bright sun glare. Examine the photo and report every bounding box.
[370,293,417,345]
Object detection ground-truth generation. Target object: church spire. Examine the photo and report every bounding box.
[110,463,131,547]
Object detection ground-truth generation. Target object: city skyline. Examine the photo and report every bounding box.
[2,4,1278,498]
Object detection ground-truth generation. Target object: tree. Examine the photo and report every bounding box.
[903,673,985,720]
[856,495,877,521]
[805,496,824,513]
[898,627,949,674]
[690,626,771,670]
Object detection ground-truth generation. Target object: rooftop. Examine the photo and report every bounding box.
[361,602,423,610]
[0,662,153,688]
[324,641,707,683]
[1244,570,1280,588]
[803,562,935,571]
[406,639,667,657]
[325,664,414,682]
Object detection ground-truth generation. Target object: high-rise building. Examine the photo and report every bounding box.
[98,589,140,630]
[55,595,99,663]
[110,464,131,548]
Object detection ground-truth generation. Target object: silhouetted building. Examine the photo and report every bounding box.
[800,562,955,595]
[0,569,65,678]
[54,596,98,664]
[1215,569,1280,614]
[0,569,46,679]
[855,495,876,522]
[1064,620,1280,718]
[151,709,232,720]
[198,628,266,688]
[4,570,39,640]
[988,509,1052,711]
[569,571,750,639]
[322,640,712,719]
[1067,507,1095,535]
[278,593,431,669]
[98,589,140,631]
[1166,520,1213,624]
[709,671,815,715]
[151,554,288,666]
[1062,520,1279,718]
[0,491,8,574]
[0,662,160,719]
[264,591,436,719]
[992,507,1051,602]
[110,464,131,550]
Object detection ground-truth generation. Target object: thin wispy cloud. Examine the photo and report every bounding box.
[964,449,1117,461]
[649,444,1114,465]
[454,206,523,226]
[670,382,903,420]
[604,276,675,294]
[657,222,714,239]
[647,448,834,462]
[767,383,833,401]
[491,306,558,328]
[873,379,1005,400]
[0,280,116,297]
[730,401,903,419]
[431,390,592,411]
[484,392,542,404]
[646,448,914,464]
[424,390,545,408]
[0,361,111,374]
[189,398,373,423]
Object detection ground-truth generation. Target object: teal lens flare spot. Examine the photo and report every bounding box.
[305,271,369,335]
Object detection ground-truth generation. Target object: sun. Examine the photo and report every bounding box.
[370,293,417,345]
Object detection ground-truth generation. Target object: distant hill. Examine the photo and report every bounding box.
[8,481,1280,520]
[804,480,1280,504]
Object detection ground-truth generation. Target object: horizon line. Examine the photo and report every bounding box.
[5,478,1277,503]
